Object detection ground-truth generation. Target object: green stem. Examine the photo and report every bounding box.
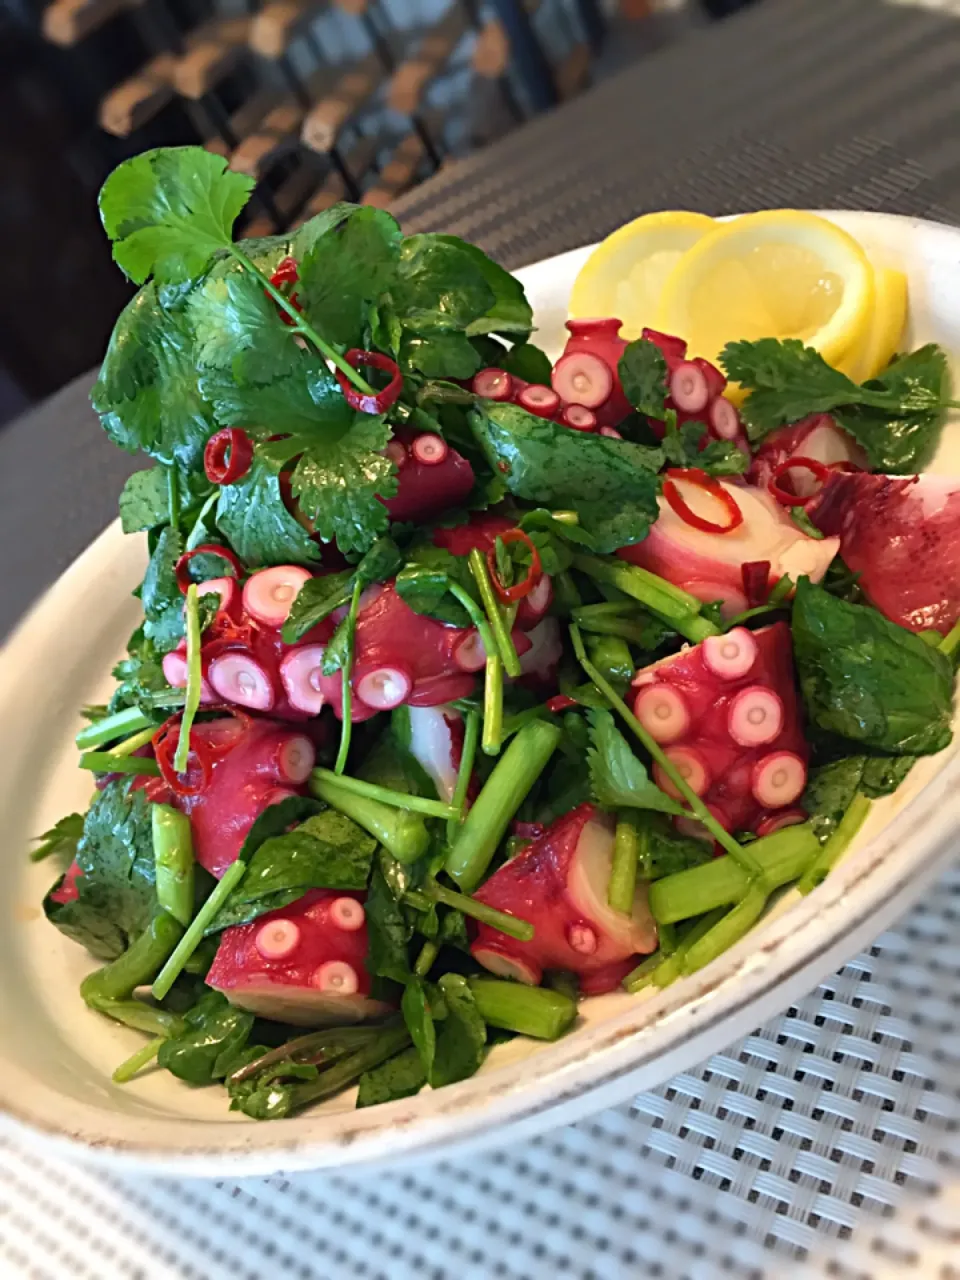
[422,879,534,942]
[467,977,577,1040]
[797,794,872,895]
[151,859,248,1001]
[585,633,635,684]
[414,940,439,978]
[311,767,459,820]
[467,549,521,678]
[110,725,159,759]
[79,752,161,777]
[76,706,154,751]
[681,884,769,974]
[174,583,202,775]
[447,710,479,843]
[167,465,180,534]
[310,773,430,863]
[649,823,819,923]
[91,1001,184,1038]
[445,719,562,892]
[112,1036,165,1084]
[81,910,184,1004]
[570,624,760,874]
[186,491,219,551]
[658,921,677,955]
[652,908,729,988]
[152,804,195,927]
[482,654,504,756]
[446,582,500,671]
[622,951,663,993]
[229,247,374,395]
[334,580,362,775]
[608,816,640,914]
[571,554,717,641]
[939,617,960,660]
[282,1025,412,1116]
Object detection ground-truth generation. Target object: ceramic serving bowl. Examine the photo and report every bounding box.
[1,211,958,1176]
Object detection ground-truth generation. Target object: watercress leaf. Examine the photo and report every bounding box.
[791,577,955,755]
[402,977,436,1075]
[189,270,299,384]
[861,753,917,797]
[619,338,668,418]
[366,855,413,984]
[428,236,532,337]
[469,403,662,553]
[394,545,476,626]
[501,342,552,385]
[719,339,863,441]
[283,571,353,643]
[157,989,254,1084]
[44,781,156,960]
[298,206,402,347]
[429,973,487,1088]
[392,236,495,333]
[99,146,254,285]
[801,756,866,843]
[32,812,85,864]
[236,795,323,864]
[356,1045,426,1108]
[215,454,319,567]
[587,709,685,814]
[142,526,186,653]
[832,346,949,473]
[400,331,482,379]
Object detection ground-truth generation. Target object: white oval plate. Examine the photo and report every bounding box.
[1,211,959,1177]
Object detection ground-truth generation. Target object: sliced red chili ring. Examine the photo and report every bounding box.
[546,693,579,713]
[175,543,246,596]
[152,714,215,796]
[662,468,744,534]
[334,349,403,415]
[741,560,771,608]
[485,528,543,603]
[269,256,299,287]
[204,428,253,485]
[768,456,831,506]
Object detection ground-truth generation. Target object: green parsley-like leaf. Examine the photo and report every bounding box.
[400,331,482,379]
[619,337,669,418]
[587,709,685,815]
[158,990,254,1084]
[834,345,949,472]
[202,347,353,436]
[392,235,495,333]
[118,463,214,534]
[356,1044,427,1108]
[215,454,319,567]
[291,202,357,257]
[720,338,861,440]
[429,236,532,337]
[366,854,413,984]
[297,206,402,348]
[501,342,552,384]
[99,146,253,285]
[142,526,186,653]
[282,536,402,643]
[394,545,477,626]
[429,973,487,1089]
[661,414,749,476]
[32,812,85,864]
[800,756,866,844]
[402,977,436,1075]
[189,271,299,384]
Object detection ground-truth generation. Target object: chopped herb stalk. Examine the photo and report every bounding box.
[447,710,480,843]
[310,767,459,820]
[939,617,960,660]
[649,823,819,923]
[81,910,184,1005]
[467,977,577,1040]
[152,803,195,927]
[110,725,160,759]
[79,752,161,777]
[75,706,154,751]
[310,772,430,863]
[446,719,562,891]
[446,582,500,669]
[113,1036,165,1084]
[622,951,663,993]
[167,465,180,534]
[151,859,248,1001]
[173,583,202,775]
[570,624,761,874]
[93,1001,185,1038]
[797,793,872,894]
[658,922,677,955]
[415,940,439,978]
[482,653,504,756]
[335,581,363,775]
[652,908,729,988]
[608,816,640,914]
[468,548,522,678]
[681,884,769,974]
[420,879,534,941]
[571,552,716,633]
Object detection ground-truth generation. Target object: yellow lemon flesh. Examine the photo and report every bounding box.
[656,210,876,379]
[569,211,715,339]
[836,266,908,382]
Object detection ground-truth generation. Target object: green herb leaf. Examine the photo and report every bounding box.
[634,812,713,880]
[44,781,156,960]
[587,709,685,815]
[157,989,254,1084]
[32,812,85,864]
[291,203,357,257]
[141,527,186,654]
[366,854,413,983]
[429,973,487,1088]
[189,270,300,385]
[400,331,482,379]
[119,464,214,534]
[281,570,352,643]
[619,337,668,418]
[99,146,253,285]
[394,545,477,626]
[402,977,436,1075]
[469,402,662,553]
[215,454,319,567]
[792,578,955,755]
[501,342,552,384]
[860,753,916,797]
[392,236,495,333]
[297,206,402,347]
[800,756,866,843]
[834,345,948,472]
[428,237,532,337]
[356,1045,427,1108]
[720,339,860,440]
[661,414,749,476]
[201,350,344,436]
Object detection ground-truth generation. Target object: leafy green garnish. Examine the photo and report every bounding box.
[394,545,478,626]
[587,709,685,815]
[634,813,713,880]
[501,342,552,384]
[282,537,402,643]
[157,989,254,1084]
[402,976,436,1075]
[800,755,866,844]
[356,1045,427,1108]
[661,413,749,476]
[215,455,319,568]
[834,346,950,473]
[792,578,955,755]
[298,207,402,348]
[189,271,300,385]
[429,973,487,1088]
[619,337,668,419]
[31,813,85,864]
[365,854,413,984]
[469,402,661,553]
[141,527,187,653]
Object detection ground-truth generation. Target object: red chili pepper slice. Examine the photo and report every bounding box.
[741,560,771,608]
[662,468,744,534]
[175,543,246,596]
[152,715,215,796]
[334,349,403,415]
[485,529,543,603]
[204,428,253,486]
[269,256,299,287]
[546,693,579,713]
[768,456,831,506]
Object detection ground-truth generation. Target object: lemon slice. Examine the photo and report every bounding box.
[656,210,875,377]
[569,211,715,339]
[841,266,908,382]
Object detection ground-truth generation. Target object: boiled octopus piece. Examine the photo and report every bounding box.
[748,413,867,496]
[380,429,476,525]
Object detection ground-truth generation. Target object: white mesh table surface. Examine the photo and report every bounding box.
[2,861,958,1278]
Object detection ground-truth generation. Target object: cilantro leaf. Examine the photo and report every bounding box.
[189,270,299,384]
[215,454,319,567]
[291,202,357,257]
[98,146,253,285]
[834,345,949,472]
[282,570,353,643]
[32,813,85,864]
[392,236,495,333]
[661,415,748,476]
[394,545,478,626]
[142,526,186,653]
[587,709,685,815]
[634,812,713,880]
[469,402,661,553]
[501,342,552,385]
[720,339,861,439]
[366,854,413,983]
[200,351,344,436]
[119,463,214,534]
[619,338,669,418]
[429,236,532,337]
[297,207,402,348]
